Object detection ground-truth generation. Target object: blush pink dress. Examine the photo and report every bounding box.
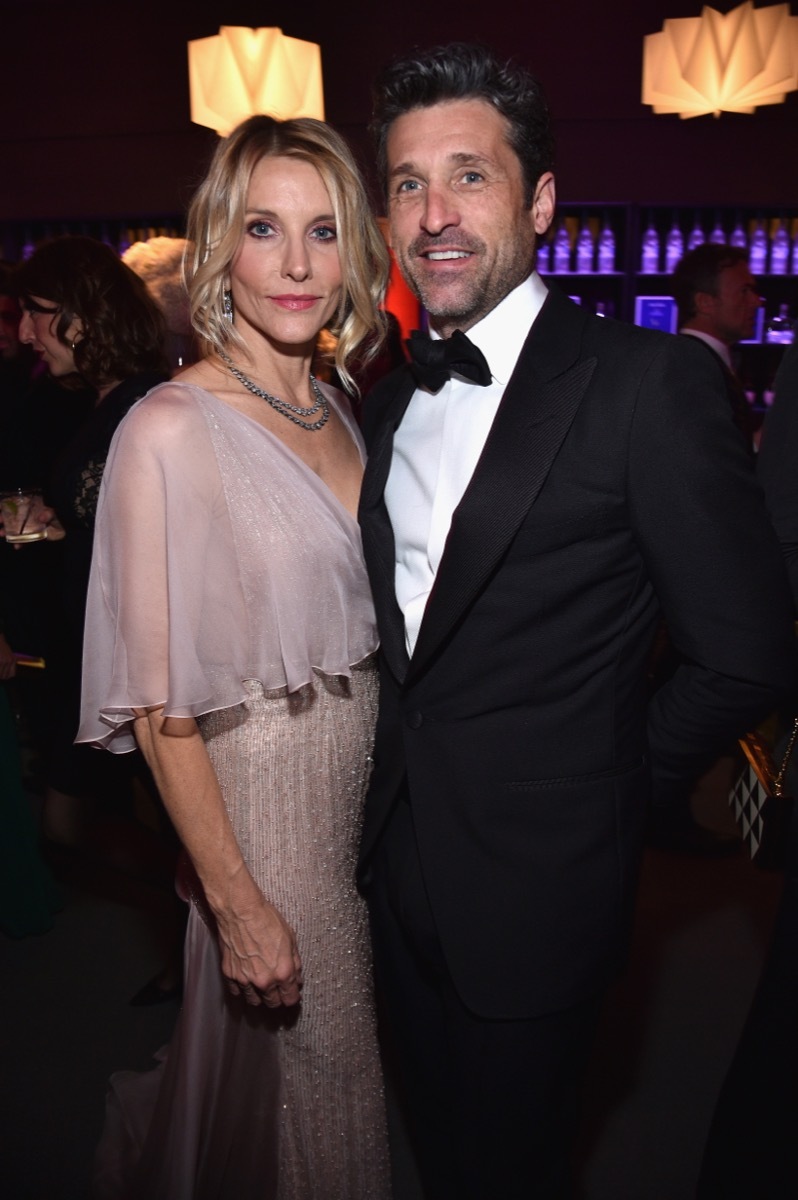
[78,381,391,1199]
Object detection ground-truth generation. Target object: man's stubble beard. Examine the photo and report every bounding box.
[397,236,537,334]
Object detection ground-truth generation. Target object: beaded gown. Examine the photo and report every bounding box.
[78,381,391,1199]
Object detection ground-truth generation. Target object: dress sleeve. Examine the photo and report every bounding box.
[78,385,249,753]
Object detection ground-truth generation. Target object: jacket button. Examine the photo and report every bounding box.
[406,711,423,730]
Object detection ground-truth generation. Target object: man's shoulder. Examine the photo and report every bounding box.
[579,309,720,378]
[537,284,681,368]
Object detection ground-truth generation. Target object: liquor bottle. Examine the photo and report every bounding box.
[575,215,594,273]
[764,304,793,344]
[597,213,616,274]
[769,221,789,275]
[687,214,705,251]
[708,214,726,245]
[729,214,747,250]
[536,239,550,274]
[553,221,571,273]
[640,215,660,274]
[749,220,768,274]
[664,215,684,273]
[21,227,36,261]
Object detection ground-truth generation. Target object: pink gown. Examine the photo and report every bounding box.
[78,381,391,1199]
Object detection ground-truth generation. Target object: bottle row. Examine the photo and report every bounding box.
[0,220,185,263]
[638,214,797,277]
[538,214,618,275]
[537,211,798,277]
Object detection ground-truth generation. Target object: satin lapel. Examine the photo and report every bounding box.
[359,372,416,684]
[407,288,596,684]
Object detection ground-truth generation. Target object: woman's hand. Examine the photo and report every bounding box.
[0,503,65,547]
[38,505,66,541]
[132,706,303,1010]
[216,889,303,1008]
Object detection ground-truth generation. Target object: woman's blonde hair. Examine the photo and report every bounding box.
[186,115,389,392]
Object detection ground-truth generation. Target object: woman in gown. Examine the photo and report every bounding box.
[77,116,391,1198]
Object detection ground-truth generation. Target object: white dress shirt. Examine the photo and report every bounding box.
[385,272,548,655]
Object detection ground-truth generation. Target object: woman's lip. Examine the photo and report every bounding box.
[268,295,320,310]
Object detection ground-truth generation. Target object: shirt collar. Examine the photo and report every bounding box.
[430,272,548,386]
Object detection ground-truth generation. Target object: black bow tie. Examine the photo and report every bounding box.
[407,329,492,393]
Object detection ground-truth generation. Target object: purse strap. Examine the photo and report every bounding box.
[774,716,798,796]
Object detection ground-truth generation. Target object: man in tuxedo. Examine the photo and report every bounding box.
[672,243,760,450]
[357,43,795,1198]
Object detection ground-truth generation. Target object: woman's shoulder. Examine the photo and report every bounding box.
[115,379,215,452]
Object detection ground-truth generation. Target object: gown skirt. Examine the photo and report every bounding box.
[93,662,391,1199]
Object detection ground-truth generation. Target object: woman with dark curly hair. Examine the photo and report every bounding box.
[16,236,169,846]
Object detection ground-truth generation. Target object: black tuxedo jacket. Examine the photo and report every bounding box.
[758,338,798,606]
[358,286,795,1020]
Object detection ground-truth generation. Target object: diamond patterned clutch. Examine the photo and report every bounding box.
[729,719,798,868]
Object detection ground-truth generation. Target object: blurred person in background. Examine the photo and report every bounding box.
[15,236,169,849]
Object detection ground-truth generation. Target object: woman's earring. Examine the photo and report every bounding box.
[223,291,233,320]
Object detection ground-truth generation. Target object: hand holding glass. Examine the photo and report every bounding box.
[0,490,47,543]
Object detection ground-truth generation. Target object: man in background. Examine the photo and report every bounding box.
[672,243,760,450]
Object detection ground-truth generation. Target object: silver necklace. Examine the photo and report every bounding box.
[219,350,330,431]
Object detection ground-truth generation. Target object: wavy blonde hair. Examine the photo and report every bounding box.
[186,116,389,392]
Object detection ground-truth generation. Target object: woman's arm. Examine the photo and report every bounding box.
[133,706,303,1008]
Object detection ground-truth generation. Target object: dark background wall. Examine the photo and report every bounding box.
[4,0,797,222]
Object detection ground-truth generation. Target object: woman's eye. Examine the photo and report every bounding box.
[312,225,337,242]
[248,221,274,238]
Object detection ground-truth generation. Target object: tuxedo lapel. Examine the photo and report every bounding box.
[359,374,415,684]
[408,289,596,683]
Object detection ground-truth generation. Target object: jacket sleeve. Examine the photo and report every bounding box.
[628,335,796,795]
[757,340,798,611]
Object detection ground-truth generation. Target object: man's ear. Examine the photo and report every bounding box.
[694,290,718,317]
[532,173,556,236]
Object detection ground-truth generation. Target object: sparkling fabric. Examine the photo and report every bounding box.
[84,382,390,1197]
[94,668,390,1199]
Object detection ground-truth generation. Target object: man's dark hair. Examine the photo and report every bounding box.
[371,43,554,207]
[672,243,750,326]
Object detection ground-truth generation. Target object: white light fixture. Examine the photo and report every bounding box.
[642,2,798,118]
[188,26,324,135]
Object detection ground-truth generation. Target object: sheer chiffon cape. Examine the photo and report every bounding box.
[77,380,377,753]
